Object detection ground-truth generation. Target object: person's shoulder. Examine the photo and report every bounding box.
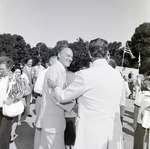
[46,63,60,75]
[22,66,26,71]
[33,65,37,68]
[49,62,59,70]
[108,66,121,75]
[32,66,36,71]
[21,72,27,78]
[21,73,29,81]
[38,68,48,76]
[75,68,91,77]
[40,65,45,69]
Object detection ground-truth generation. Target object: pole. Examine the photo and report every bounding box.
[122,47,125,67]
[138,52,140,73]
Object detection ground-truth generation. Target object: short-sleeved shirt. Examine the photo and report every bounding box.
[134,91,150,124]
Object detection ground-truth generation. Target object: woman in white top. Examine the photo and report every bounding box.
[0,56,25,149]
[0,57,14,148]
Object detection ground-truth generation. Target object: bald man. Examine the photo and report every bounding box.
[38,47,73,149]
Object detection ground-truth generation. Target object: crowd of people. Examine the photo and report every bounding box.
[0,37,150,149]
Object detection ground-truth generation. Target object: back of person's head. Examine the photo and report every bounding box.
[128,71,133,79]
[88,38,108,58]
[108,59,117,69]
[49,56,57,66]
[44,48,58,67]
[67,60,80,72]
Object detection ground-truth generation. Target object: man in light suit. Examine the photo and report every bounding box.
[22,57,36,117]
[50,38,124,149]
[38,47,73,149]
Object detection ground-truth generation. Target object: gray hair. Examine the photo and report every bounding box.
[0,56,14,69]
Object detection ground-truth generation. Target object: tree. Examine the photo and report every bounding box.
[108,41,127,66]
[68,38,90,72]
[129,22,150,74]
[55,40,69,49]
[30,43,50,66]
[0,33,31,65]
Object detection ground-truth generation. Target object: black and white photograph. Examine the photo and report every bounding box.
[0,0,150,149]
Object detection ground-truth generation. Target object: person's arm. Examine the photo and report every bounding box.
[125,82,131,98]
[120,79,126,124]
[34,71,44,94]
[54,71,85,103]
[32,67,36,84]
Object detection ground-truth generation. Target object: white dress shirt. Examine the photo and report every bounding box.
[34,65,45,77]
[34,68,48,94]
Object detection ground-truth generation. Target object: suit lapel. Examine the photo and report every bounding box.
[23,66,32,84]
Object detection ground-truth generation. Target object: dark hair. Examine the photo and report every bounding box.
[44,48,58,64]
[128,72,133,78]
[49,48,58,57]
[144,71,150,77]
[108,59,117,69]
[67,60,81,72]
[0,56,14,70]
[11,65,23,74]
[24,57,33,64]
[88,38,108,58]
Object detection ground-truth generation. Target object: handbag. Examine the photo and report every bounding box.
[3,100,24,117]
[2,75,24,117]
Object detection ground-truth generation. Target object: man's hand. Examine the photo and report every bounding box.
[47,79,58,89]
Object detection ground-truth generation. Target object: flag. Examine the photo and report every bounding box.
[124,46,135,59]
[138,52,141,67]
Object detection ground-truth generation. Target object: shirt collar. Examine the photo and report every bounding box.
[56,61,66,73]
[92,59,108,67]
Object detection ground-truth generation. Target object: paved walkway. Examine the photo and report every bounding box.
[10,98,135,149]
[123,98,135,149]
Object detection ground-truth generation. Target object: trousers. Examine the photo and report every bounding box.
[0,108,14,149]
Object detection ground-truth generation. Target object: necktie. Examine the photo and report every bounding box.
[28,67,31,72]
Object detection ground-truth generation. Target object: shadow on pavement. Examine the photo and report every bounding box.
[124,110,134,119]
[123,120,133,127]
[123,127,134,137]
[14,121,35,149]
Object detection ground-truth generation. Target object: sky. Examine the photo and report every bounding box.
[0,0,150,48]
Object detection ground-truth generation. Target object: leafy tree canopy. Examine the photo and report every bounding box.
[0,33,31,65]
[2,32,147,73]
[129,22,150,74]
